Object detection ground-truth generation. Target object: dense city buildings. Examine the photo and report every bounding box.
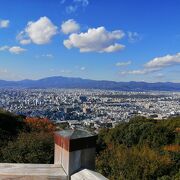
[0,88,180,131]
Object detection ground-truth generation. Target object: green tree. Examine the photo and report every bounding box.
[96,145,172,180]
[1,132,54,163]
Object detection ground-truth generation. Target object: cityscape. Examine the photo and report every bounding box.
[0,88,180,131]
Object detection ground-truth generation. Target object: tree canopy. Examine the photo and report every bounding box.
[0,110,55,163]
[96,116,180,180]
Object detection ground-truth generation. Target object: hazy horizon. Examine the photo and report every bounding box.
[0,75,180,84]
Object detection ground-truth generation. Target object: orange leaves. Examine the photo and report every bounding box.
[175,128,180,133]
[24,117,55,133]
[163,144,180,152]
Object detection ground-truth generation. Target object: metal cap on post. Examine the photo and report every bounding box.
[54,129,97,178]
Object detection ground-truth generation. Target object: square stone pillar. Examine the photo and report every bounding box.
[54,129,97,178]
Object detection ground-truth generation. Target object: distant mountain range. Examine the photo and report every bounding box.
[0,76,180,91]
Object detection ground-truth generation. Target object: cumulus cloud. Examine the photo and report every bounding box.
[116,61,132,67]
[61,19,80,34]
[63,26,125,53]
[0,45,26,54]
[145,53,180,69]
[121,52,180,75]
[0,19,10,28]
[17,17,58,45]
[103,44,125,53]
[9,46,26,54]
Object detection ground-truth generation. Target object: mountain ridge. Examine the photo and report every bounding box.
[0,76,180,91]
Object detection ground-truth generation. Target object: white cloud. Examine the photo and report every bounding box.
[16,31,31,45]
[74,0,89,7]
[44,54,54,58]
[155,73,165,79]
[17,17,58,45]
[35,54,54,59]
[63,26,125,53]
[61,19,80,34]
[20,39,31,45]
[0,45,26,54]
[128,31,141,43]
[0,20,10,28]
[103,44,125,53]
[65,0,89,14]
[42,54,54,58]
[145,53,180,69]
[66,6,78,14]
[121,52,180,75]
[0,45,9,51]
[116,61,132,67]
[75,65,86,71]
[120,68,160,75]
[9,46,26,54]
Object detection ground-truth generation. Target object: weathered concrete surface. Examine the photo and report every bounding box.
[71,169,108,180]
[69,148,96,176]
[0,163,67,180]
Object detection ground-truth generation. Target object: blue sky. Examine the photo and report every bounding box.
[0,0,180,82]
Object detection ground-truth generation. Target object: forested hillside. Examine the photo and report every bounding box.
[96,116,180,180]
[0,110,179,180]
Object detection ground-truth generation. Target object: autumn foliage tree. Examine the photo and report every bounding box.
[24,117,55,133]
[0,114,56,163]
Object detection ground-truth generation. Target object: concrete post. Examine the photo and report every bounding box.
[54,129,97,179]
